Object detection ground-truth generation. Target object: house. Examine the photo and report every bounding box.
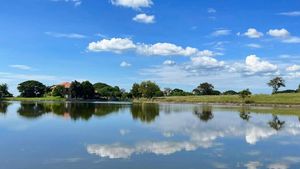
[52,82,71,99]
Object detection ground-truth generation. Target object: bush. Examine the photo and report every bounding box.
[223,90,238,95]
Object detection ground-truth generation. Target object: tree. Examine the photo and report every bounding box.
[268,77,285,94]
[131,83,142,98]
[17,80,46,97]
[163,88,172,96]
[81,81,95,99]
[139,81,161,99]
[194,82,214,95]
[239,89,252,102]
[0,83,13,98]
[170,88,188,96]
[52,85,65,98]
[70,80,83,98]
[223,90,238,95]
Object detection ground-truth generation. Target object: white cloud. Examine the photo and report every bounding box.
[278,11,300,16]
[45,32,86,39]
[120,61,131,67]
[163,60,176,66]
[133,13,155,24]
[243,28,264,38]
[190,56,225,69]
[120,129,130,135]
[267,29,290,38]
[88,38,136,53]
[212,29,231,36]
[51,0,82,7]
[111,0,153,9]
[246,43,262,48]
[9,65,31,70]
[282,36,300,43]
[137,43,198,56]
[268,163,288,169]
[208,8,216,13]
[286,65,300,72]
[244,161,262,169]
[232,55,279,76]
[267,29,300,43]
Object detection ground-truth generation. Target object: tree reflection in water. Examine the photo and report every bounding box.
[0,102,11,114]
[131,103,159,123]
[16,102,128,121]
[268,115,285,131]
[193,105,214,122]
[239,107,251,121]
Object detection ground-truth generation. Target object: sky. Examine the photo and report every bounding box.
[0,0,300,94]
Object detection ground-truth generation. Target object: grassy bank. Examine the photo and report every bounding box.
[1,96,65,101]
[134,93,300,105]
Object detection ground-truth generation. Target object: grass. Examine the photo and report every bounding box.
[135,93,300,105]
[1,96,65,101]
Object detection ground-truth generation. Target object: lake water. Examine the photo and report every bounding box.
[1,101,300,169]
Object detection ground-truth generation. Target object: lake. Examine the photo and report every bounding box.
[0,101,300,169]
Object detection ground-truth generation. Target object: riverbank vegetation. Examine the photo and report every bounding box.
[0,76,300,105]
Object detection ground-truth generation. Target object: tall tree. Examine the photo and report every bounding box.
[0,83,13,98]
[17,80,46,97]
[70,80,83,98]
[52,85,66,98]
[139,81,161,98]
[81,81,95,99]
[239,89,252,102]
[131,83,142,98]
[194,82,214,95]
[267,77,285,94]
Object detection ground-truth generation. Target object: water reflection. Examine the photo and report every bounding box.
[268,115,285,131]
[131,103,159,123]
[239,108,251,121]
[0,102,11,114]
[193,105,214,122]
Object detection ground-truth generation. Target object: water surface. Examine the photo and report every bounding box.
[0,101,300,169]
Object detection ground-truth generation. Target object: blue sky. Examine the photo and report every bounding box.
[0,0,300,94]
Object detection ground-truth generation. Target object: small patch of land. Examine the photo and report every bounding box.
[134,93,300,106]
[1,96,65,101]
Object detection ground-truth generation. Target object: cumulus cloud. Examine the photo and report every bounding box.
[267,29,290,38]
[267,29,300,43]
[286,65,300,72]
[111,0,153,9]
[45,32,86,39]
[190,56,225,69]
[267,163,288,169]
[133,13,155,24]
[278,11,300,16]
[137,43,199,56]
[212,29,231,36]
[9,65,31,70]
[88,38,136,53]
[120,61,131,67]
[243,28,264,38]
[235,55,279,76]
[163,60,176,66]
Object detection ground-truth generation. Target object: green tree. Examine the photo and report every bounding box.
[70,80,83,98]
[194,82,214,95]
[139,81,161,99]
[17,80,46,97]
[239,89,252,102]
[131,83,142,98]
[52,85,66,98]
[81,81,95,99]
[223,90,238,95]
[0,83,13,98]
[267,77,285,94]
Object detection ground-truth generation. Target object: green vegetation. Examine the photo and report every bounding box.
[131,81,162,99]
[267,76,286,94]
[0,83,13,98]
[2,96,65,101]
[145,93,300,105]
[17,80,46,97]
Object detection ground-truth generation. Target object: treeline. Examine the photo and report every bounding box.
[0,76,299,100]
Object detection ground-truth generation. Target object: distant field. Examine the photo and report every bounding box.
[139,93,300,105]
[1,97,65,101]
